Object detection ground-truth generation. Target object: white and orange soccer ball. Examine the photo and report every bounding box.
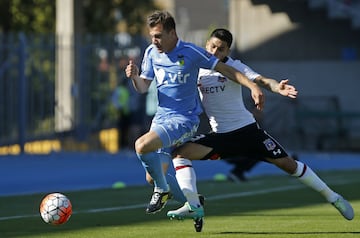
[39,192,72,225]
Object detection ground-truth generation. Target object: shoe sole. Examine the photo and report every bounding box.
[167,213,204,220]
[168,214,185,220]
[168,214,204,232]
[194,217,204,232]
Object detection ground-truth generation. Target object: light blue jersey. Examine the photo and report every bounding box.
[140,40,219,149]
[137,40,219,195]
[140,40,219,116]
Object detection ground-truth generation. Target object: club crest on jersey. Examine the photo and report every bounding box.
[263,138,276,151]
[218,76,227,83]
[177,54,185,66]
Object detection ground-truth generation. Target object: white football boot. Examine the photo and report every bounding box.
[331,195,354,220]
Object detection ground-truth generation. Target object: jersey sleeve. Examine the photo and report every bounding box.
[139,45,155,80]
[231,60,261,81]
[187,44,219,70]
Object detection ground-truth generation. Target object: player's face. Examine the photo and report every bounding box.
[149,24,176,53]
[206,37,230,61]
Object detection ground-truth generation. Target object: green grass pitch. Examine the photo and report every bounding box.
[0,170,359,238]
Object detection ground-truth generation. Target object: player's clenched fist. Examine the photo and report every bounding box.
[125,60,139,79]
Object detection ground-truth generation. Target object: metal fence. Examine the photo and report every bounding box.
[0,32,148,153]
[1,33,359,154]
[0,33,56,149]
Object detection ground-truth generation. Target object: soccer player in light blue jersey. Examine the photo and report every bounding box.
[125,11,264,214]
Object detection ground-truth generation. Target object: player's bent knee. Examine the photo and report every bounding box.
[135,133,162,154]
[135,138,148,154]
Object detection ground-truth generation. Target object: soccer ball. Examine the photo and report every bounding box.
[39,192,72,225]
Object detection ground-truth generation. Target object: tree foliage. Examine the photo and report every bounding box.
[0,0,159,33]
[0,0,55,33]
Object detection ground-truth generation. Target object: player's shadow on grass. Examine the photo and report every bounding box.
[218,231,360,235]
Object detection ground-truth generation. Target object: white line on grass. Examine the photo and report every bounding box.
[0,178,353,221]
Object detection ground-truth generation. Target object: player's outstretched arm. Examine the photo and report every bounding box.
[125,60,152,93]
[215,61,265,110]
[254,77,298,99]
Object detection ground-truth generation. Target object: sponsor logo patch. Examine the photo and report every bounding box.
[263,138,276,151]
[177,54,185,66]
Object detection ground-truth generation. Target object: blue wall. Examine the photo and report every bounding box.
[1,151,359,197]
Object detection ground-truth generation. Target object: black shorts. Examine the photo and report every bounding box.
[191,123,288,161]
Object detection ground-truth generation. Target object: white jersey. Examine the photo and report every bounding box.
[198,57,261,133]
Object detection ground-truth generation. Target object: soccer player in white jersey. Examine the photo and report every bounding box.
[167,28,354,228]
[125,12,264,215]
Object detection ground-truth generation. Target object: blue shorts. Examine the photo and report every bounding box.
[150,113,200,151]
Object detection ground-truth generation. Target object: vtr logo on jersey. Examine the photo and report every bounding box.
[154,68,190,85]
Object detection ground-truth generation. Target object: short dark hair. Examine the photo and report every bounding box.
[210,28,233,48]
[147,11,176,32]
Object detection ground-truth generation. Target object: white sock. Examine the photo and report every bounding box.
[292,160,338,203]
[173,158,201,208]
